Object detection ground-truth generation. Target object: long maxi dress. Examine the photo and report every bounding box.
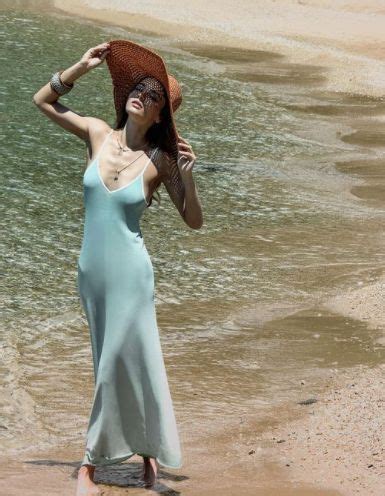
[77,129,182,468]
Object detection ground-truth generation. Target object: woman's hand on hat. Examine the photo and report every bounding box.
[79,42,111,71]
[177,136,196,177]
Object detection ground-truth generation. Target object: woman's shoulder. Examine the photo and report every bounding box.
[87,117,111,135]
[85,120,113,163]
[86,118,112,146]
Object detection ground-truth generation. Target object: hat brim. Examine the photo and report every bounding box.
[105,39,185,214]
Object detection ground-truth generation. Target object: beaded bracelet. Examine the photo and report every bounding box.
[50,70,74,96]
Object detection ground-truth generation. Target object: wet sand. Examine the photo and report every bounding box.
[323,275,385,336]
[1,298,383,495]
[261,363,385,496]
[3,1,385,495]
[50,0,385,97]
[335,158,385,209]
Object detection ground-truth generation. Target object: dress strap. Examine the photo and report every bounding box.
[93,129,114,162]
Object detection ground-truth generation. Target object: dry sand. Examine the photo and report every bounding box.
[261,363,385,496]
[323,275,385,335]
[261,275,385,495]
[3,1,384,494]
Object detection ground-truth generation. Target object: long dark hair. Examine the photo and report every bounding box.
[112,78,174,207]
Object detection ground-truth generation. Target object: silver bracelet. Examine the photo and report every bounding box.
[50,70,74,96]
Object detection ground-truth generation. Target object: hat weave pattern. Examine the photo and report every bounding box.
[106,39,185,214]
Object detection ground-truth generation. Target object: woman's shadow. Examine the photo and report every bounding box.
[71,460,187,494]
[24,457,187,493]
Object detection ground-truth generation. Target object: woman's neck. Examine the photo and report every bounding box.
[120,120,149,151]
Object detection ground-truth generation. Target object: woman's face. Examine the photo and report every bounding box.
[126,77,166,125]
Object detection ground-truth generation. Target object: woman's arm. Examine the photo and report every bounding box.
[181,173,203,229]
[162,136,203,229]
[32,42,110,142]
[177,135,203,229]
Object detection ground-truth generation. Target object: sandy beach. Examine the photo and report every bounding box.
[1,281,384,494]
[2,1,384,494]
[52,0,385,97]
[261,363,385,495]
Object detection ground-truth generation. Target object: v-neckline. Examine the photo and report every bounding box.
[95,157,144,194]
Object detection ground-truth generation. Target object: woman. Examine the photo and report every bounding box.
[33,40,203,494]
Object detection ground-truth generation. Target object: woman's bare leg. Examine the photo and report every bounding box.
[140,456,159,487]
[76,464,103,495]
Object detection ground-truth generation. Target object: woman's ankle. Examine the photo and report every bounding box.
[78,464,95,478]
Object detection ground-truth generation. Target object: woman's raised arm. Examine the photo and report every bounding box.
[32,42,110,142]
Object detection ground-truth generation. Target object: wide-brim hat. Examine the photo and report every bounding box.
[105,39,185,213]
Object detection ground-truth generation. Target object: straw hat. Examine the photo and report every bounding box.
[105,39,185,212]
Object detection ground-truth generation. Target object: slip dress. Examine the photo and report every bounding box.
[77,129,182,468]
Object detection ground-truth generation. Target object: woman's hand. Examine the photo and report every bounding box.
[177,135,197,178]
[79,42,111,71]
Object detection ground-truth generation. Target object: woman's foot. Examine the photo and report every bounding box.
[76,464,103,495]
[139,457,159,487]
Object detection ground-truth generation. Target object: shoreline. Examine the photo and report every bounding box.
[264,275,385,495]
[49,0,385,98]
[261,362,385,496]
[2,343,383,495]
[4,1,385,494]
[322,274,385,338]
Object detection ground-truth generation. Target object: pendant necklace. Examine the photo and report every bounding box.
[116,132,130,155]
[113,131,149,181]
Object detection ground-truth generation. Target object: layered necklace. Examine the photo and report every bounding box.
[112,130,150,182]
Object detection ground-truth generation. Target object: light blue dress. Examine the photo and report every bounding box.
[77,129,182,468]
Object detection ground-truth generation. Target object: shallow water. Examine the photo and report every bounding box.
[1,2,384,467]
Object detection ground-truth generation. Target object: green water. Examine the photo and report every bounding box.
[1,5,384,457]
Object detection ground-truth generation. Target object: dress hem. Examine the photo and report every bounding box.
[81,450,182,469]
